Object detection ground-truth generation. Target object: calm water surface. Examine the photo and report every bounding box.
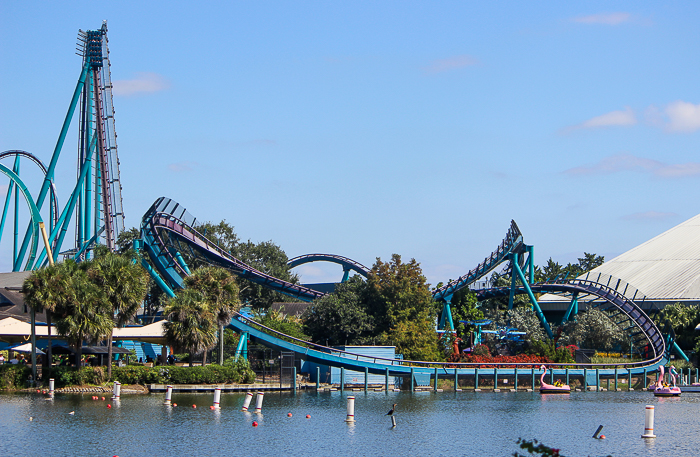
[1,389,698,456]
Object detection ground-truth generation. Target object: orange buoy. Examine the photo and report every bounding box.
[107,404,112,409]
[252,421,258,427]
[288,413,292,417]
[101,397,105,401]
[192,404,197,409]
[172,403,177,407]
[306,414,310,419]
[600,435,606,439]
[210,406,215,410]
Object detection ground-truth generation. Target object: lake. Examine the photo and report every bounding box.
[1,389,698,456]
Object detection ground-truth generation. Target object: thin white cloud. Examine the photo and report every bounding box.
[112,72,170,97]
[572,12,631,25]
[423,55,479,74]
[168,161,198,172]
[621,211,678,222]
[564,153,700,178]
[564,107,636,132]
[664,100,700,132]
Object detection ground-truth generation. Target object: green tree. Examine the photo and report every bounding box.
[89,251,149,378]
[193,220,298,310]
[302,276,375,346]
[577,252,604,273]
[258,308,309,343]
[505,307,546,343]
[560,309,623,350]
[655,302,700,351]
[24,260,114,366]
[183,266,240,364]
[365,254,442,361]
[449,288,484,342]
[163,289,218,367]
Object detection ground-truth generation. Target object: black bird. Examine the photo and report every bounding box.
[386,404,397,416]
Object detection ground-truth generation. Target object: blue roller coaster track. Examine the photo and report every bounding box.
[139,197,669,374]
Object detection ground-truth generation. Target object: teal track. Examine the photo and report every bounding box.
[141,197,668,376]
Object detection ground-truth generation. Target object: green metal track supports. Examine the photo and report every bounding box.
[365,367,369,392]
[531,369,535,390]
[528,246,534,284]
[410,367,414,392]
[565,368,569,386]
[33,134,98,268]
[494,367,499,389]
[234,332,249,359]
[439,300,455,331]
[15,63,89,270]
[434,367,438,392]
[514,369,518,390]
[615,367,618,391]
[0,157,19,257]
[562,292,579,324]
[341,267,350,282]
[475,369,479,390]
[0,164,43,270]
[512,258,554,338]
[386,368,390,391]
[454,370,459,391]
[508,253,518,309]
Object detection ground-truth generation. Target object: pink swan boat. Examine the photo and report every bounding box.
[539,365,571,394]
[652,365,681,397]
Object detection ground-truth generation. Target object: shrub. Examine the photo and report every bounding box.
[0,365,31,389]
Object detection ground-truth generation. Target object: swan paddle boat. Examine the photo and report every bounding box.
[539,365,571,394]
[652,365,681,397]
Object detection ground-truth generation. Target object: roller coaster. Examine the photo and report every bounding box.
[2,24,669,383]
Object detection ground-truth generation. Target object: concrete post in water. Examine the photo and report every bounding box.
[643,368,647,389]
[514,369,518,390]
[365,367,369,392]
[112,381,121,400]
[345,396,355,422]
[531,368,535,390]
[565,368,569,386]
[410,368,415,392]
[293,367,297,394]
[386,368,390,391]
[584,368,588,390]
[434,367,438,392]
[254,392,264,413]
[213,387,221,409]
[316,367,320,390]
[340,367,345,392]
[454,370,459,391]
[241,392,254,411]
[49,378,55,394]
[596,369,600,391]
[641,405,656,438]
[164,385,173,405]
[494,367,499,389]
[615,367,618,390]
[475,368,480,390]
[391,415,397,427]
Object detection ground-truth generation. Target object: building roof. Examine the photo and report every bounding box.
[541,213,700,304]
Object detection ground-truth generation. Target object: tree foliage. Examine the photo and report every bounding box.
[365,254,442,361]
[559,309,623,350]
[302,276,375,346]
[655,302,700,351]
[194,221,298,310]
[163,289,219,366]
[505,307,546,343]
[449,288,484,341]
[24,260,114,366]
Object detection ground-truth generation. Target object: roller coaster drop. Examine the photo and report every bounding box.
[3,25,668,382]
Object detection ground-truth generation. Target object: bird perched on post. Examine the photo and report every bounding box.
[386,404,397,416]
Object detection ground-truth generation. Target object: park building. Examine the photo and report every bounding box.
[539,212,700,315]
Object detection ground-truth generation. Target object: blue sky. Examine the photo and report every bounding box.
[1,2,699,286]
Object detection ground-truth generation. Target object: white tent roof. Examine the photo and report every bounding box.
[0,317,166,344]
[541,213,700,303]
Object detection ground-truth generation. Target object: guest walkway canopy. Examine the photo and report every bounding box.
[0,317,166,345]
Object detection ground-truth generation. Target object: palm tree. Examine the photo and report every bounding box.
[163,289,218,367]
[89,251,149,378]
[23,265,65,375]
[183,266,240,364]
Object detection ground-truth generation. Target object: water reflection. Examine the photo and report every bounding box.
[1,391,699,456]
